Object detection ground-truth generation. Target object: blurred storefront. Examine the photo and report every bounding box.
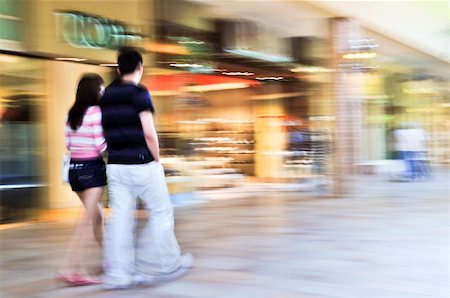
[356,31,450,168]
[389,75,449,164]
[1,0,448,220]
[145,0,333,191]
[0,54,45,222]
[1,0,152,220]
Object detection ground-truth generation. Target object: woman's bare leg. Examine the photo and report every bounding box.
[92,200,104,247]
[64,187,105,276]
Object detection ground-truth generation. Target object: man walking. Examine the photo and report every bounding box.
[100,48,192,290]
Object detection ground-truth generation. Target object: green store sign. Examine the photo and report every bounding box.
[55,11,141,49]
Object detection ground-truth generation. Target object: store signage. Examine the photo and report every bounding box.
[55,11,141,49]
[216,20,292,63]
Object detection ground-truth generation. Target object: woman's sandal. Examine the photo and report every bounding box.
[56,272,102,286]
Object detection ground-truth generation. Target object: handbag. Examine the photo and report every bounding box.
[62,153,71,183]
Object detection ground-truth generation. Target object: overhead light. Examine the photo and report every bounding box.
[403,88,438,95]
[0,56,18,63]
[178,41,205,45]
[290,66,333,73]
[256,77,284,81]
[348,38,379,50]
[99,63,118,67]
[222,72,254,76]
[55,57,87,62]
[309,116,335,121]
[184,83,251,92]
[224,49,293,63]
[170,63,203,68]
[342,52,377,60]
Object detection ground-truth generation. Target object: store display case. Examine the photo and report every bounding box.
[192,119,255,176]
[158,119,254,190]
[283,129,331,179]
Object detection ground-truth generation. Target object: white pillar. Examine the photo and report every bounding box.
[329,18,364,195]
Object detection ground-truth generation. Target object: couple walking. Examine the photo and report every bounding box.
[59,48,192,289]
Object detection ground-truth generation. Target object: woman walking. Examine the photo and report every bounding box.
[57,73,107,286]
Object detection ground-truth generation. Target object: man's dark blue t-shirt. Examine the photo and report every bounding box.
[100,80,155,164]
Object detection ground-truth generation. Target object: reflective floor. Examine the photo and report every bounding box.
[1,171,448,298]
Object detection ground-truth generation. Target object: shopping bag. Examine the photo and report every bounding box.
[62,153,71,183]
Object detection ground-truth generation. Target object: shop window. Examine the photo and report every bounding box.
[0,0,21,16]
[0,19,20,41]
[0,54,45,223]
[0,0,22,41]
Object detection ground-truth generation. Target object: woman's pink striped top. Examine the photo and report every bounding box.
[65,106,107,160]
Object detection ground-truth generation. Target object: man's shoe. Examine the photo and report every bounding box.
[102,280,136,290]
[179,253,194,269]
[135,253,194,286]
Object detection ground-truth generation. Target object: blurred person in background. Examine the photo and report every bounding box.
[393,122,428,181]
[392,124,406,166]
[287,124,307,152]
[57,74,107,285]
[0,95,34,122]
[411,122,431,180]
[100,48,192,290]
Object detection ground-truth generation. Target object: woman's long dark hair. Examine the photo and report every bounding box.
[67,73,104,130]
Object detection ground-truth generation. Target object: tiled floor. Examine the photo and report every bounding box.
[0,171,448,298]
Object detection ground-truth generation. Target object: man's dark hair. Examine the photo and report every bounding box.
[117,47,143,76]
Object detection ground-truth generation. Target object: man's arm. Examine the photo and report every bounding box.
[139,111,160,162]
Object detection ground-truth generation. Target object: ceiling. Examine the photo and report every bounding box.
[308,1,449,62]
[191,0,449,73]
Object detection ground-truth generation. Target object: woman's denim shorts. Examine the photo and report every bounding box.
[69,157,107,192]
